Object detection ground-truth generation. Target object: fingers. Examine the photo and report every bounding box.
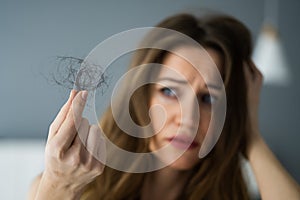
[66,118,90,156]
[244,60,263,82]
[64,134,83,167]
[65,124,105,175]
[86,125,106,165]
[53,91,88,152]
[77,118,90,147]
[250,60,264,81]
[44,89,105,190]
[244,61,252,87]
[86,125,106,175]
[48,90,77,140]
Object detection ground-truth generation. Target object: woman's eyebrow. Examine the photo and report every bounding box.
[156,77,222,91]
[156,77,187,84]
[206,84,222,91]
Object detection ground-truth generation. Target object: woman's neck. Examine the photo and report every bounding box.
[141,167,192,200]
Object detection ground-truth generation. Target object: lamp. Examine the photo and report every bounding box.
[252,0,291,86]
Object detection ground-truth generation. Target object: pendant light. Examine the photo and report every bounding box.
[252,0,291,86]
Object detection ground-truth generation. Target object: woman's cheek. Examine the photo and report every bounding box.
[199,109,211,138]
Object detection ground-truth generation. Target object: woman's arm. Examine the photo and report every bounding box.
[28,172,83,200]
[28,90,104,200]
[245,61,300,200]
[248,134,300,200]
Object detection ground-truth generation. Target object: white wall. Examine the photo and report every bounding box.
[0,140,44,200]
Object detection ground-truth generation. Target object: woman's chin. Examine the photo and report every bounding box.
[166,156,200,171]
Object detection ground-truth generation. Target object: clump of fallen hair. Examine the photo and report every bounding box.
[50,56,108,91]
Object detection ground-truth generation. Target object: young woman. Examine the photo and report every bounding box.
[28,13,300,200]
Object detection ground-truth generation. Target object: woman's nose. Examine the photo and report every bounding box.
[175,94,200,130]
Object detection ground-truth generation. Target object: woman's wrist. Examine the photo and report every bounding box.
[246,129,264,160]
[35,172,83,200]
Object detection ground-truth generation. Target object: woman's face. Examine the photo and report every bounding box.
[149,46,223,170]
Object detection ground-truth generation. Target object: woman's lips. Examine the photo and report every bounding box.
[166,136,199,150]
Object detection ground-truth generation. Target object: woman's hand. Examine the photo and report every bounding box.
[34,90,105,200]
[244,60,264,148]
[243,61,300,199]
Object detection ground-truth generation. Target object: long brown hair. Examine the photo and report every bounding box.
[81,13,253,200]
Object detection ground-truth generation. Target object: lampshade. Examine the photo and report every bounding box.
[252,25,291,86]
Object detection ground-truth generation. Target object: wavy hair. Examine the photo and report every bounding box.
[81,13,252,200]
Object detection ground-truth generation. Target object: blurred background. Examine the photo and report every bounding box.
[0,0,299,199]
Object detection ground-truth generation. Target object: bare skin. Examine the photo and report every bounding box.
[141,167,192,200]
[244,60,300,200]
[28,90,104,200]
[141,48,223,199]
[140,49,300,200]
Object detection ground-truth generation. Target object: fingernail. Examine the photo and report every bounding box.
[81,91,88,101]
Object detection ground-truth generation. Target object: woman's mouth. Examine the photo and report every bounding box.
[166,136,199,150]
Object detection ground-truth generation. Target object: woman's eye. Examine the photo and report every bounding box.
[160,87,177,98]
[201,94,216,104]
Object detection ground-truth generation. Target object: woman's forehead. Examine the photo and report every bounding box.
[159,46,223,84]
